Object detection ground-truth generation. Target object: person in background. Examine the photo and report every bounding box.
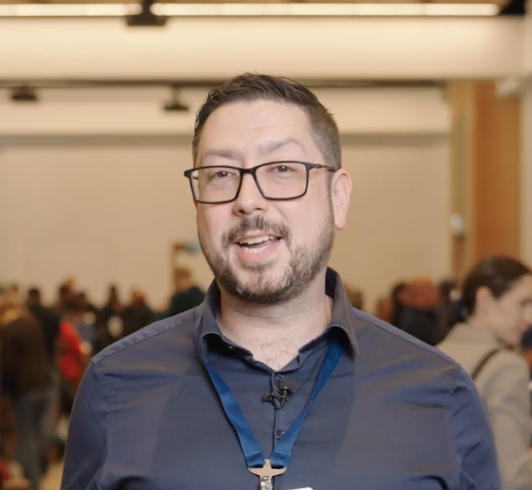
[520,327,532,429]
[53,285,73,317]
[438,256,532,490]
[0,292,52,490]
[93,285,123,355]
[439,279,460,330]
[8,284,20,298]
[99,285,122,322]
[76,292,97,316]
[25,288,61,468]
[70,293,96,346]
[390,281,408,327]
[397,277,447,346]
[26,288,60,375]
[162,267,205,318]
[374,296,393,322]
[344,286,364,311]
[521,327,532,382]
[121,289,154,338]
[58,300,88,412]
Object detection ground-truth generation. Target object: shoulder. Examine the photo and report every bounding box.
[349,308,470,407]
[351,308,459,369]
[91,306,200,372]
[480,349,529,386]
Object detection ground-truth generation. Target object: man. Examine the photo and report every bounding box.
[62,74,500,490]
[397,277,449,346]
[162,267,205,318]
[26,288,60,371]
[53,284,73,317]
[121,289,154,337]
[26,288,61,467]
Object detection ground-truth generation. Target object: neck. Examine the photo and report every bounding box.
[216,273,333,371]
[466,314,486,330]
[466,314,498,339]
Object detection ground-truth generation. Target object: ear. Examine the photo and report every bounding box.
[475,286,494,314]
[331,169,352,231]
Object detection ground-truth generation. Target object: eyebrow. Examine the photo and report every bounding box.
[256,137,304,156]
[200,148,240,163]
[199,137,305,166]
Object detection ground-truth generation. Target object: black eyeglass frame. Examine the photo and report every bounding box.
[183,161,335,204]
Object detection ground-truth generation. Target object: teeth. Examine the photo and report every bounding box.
[239,235,272,246]
[244,244,270,254]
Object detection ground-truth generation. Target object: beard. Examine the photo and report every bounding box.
[199,211,335,305]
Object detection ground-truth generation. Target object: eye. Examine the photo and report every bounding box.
[212,171,230,179]
[521,298,532,308]
[270,164,295,174]
[205,168,237,182]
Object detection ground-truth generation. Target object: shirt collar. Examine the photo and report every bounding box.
[193,267,358,359]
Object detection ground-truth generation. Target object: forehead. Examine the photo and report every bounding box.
[196,100,318,164]
[512,275,532,293]
[500,274,532,299]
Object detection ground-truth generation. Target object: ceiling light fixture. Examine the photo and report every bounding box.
[10,85,39,102]
[0,2,500,17]
[163,86,189,112]
[126,0,166,26]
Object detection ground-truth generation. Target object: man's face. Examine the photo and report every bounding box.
[194,99,351,304]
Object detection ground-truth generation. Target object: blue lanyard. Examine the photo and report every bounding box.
[202,337,342,470]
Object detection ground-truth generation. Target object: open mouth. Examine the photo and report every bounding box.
[235,235,281,254]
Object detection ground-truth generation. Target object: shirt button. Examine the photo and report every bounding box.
[275,373,284,381]
[276,431,285,440]
[227,345,234,350]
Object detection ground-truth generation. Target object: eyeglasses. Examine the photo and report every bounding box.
[183,161,335,204]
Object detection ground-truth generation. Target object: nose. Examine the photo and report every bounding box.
[232,172,268,216]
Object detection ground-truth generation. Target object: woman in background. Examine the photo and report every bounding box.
[0,292,52,490]
[438,256,532,490]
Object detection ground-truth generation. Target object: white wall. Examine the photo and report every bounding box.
[0,140,211,306]
[0,137,451,310]
[0,87,449,136]
[0,87,451,310]
[332,137,450,309]
[0,17,523,79]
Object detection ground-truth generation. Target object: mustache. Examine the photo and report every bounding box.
[225,216,290,245]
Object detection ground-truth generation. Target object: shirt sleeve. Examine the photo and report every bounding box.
[61,362,107,490]
[484,355,532,490]
[451,369,502,490]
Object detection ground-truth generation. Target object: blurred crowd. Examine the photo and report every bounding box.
[0,268,205,490]
[347,276,457,346]
[2,257,532,490]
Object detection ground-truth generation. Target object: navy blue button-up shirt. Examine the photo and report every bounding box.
[61,269,500,490]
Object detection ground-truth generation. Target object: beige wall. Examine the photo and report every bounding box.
[332,136,451,310]
[0,141,205,306]
[0,134,450,310]
[0,17,523,80]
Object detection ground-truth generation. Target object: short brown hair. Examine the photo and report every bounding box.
[192,73,341,170]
